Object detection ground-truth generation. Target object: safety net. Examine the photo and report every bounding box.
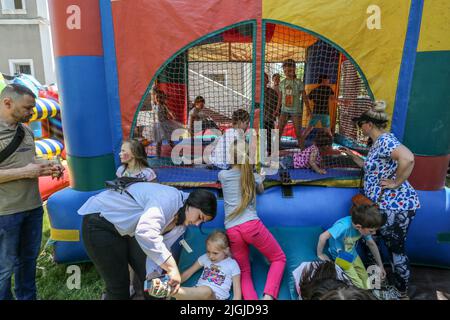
[131,22,374,188]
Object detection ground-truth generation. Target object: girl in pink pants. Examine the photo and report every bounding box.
[218,141,286,300]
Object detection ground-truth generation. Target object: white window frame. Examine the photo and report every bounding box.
[9,59,35,77]
[1,0,27,15]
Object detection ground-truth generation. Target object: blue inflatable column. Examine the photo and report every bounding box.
[47,0,120,263]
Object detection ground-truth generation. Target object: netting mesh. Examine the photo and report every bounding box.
[336,59,372,146]
[131,22,374,187]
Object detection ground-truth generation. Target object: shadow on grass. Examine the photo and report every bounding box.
[35,206,104,300]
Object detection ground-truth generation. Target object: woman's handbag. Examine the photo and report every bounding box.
[352,193,376,207]
[105,176,148,200]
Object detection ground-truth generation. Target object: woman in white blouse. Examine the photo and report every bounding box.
[78,184,217,300]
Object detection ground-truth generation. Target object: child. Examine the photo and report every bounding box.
[209,109,250,169]
[152,89,183,158]
[117,139,156,299]
[219,141,286,300]
[302,74,336,141]
[276,59,310,148]
[316,204,386,289]
[292,131,334,174]
[148,231,241,300]
[292,260,352,300]
[117,139,156,182]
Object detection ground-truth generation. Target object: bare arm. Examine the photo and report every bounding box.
[317,231,332,261]
[160,256,181,294]
[0,163,53,184]
[232,275,242,300]
[275,90,282,116]
[309,148,326,174]
[340,147,364,168]
[366,239,386,279]
[381,145,415,189]
[302,90,312,114]
[256,182,264,194]
[180,261,203,283]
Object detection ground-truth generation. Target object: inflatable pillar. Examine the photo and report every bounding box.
[47,0,119,263]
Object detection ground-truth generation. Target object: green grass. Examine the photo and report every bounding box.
[35,206,103,300]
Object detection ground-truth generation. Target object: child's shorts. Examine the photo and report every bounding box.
[308,114,330,128]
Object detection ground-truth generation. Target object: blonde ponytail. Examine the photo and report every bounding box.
[226,141,256,222]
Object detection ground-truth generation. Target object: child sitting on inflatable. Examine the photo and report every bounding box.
[117,139,156,182]
[290,131,336,174]
[147,230,241,300]
[316,204,386,289]
[117,138,156,299]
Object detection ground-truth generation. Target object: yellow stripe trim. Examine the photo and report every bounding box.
[46,99,59,118]
[38,99,49,120]
[50,228,80,242]
[37,141,54,157]
[45,139,62,155]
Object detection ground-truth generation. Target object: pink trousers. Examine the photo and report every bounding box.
[226,219,286,300]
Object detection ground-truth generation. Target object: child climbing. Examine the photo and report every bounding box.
[219,140,286,300]
[316,204,386,289]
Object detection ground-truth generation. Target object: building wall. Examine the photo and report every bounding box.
[0,0,54,84]
[0,0,38,19]
[188,62,252,117]
[0,24,45,82]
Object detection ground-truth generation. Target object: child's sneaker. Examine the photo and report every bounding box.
[372,285,408,300]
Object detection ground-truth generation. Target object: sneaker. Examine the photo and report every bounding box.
[372,286,401,300]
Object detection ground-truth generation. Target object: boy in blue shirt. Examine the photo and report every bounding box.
[316,204,386,289]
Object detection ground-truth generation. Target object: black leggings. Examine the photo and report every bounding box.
[82,213,148,300]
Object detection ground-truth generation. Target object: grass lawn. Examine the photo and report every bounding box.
[35,205,103,300]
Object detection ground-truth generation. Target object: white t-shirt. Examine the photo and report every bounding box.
[209,128,243,169]
[196,254,240,300]
[116,165,157,182]
[218,168,264,229]
[78,183,189,270]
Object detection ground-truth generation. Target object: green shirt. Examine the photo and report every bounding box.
[279,78,304,115]
[0,120,41,216]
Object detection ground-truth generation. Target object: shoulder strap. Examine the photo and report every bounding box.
[104,176,148,201]
[0,124,25,164]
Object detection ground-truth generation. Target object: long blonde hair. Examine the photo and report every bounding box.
[226,140,256,222]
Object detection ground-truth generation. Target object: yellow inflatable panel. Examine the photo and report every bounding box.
[50,228,80,242]
[417,0,450,52]
[263,0,411,122]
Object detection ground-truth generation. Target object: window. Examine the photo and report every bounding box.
[203,73,227,86]
[1,0,26,14]
[9,59,34,77]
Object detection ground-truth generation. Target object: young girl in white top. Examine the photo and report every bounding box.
[117,139,156,298]
[219,141,286,300]
[117,139,156,182]
[148,230,241,300]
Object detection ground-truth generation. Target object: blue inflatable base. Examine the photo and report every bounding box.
[178,226,323,300]
[47,186,450,269]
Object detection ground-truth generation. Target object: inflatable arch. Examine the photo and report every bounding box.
[46,0,449,286]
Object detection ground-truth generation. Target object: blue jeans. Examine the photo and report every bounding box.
[0,206,43,300]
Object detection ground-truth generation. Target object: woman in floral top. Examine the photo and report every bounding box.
[342,101,420,299]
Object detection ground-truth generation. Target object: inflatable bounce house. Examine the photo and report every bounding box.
[46,0,449,299]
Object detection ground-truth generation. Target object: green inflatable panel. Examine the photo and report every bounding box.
[403,51,450,156]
